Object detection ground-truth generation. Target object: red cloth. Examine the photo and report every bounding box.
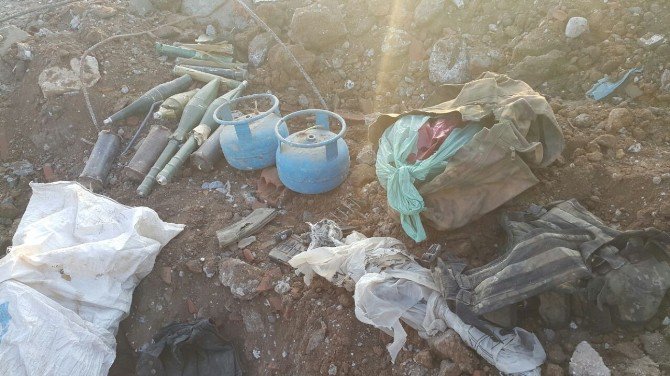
[408,114,462,163]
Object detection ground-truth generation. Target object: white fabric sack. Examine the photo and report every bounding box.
[0,182,184,376]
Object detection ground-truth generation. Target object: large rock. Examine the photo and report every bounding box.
[218,258,262,300]
[129,0,154,16]
[248,32,274,67]
[414,0,445,25]
[0,25,29,56]
[429,35,469,84]
[565,17,589,38]
[640,332,670,365]
[620,356,660,376]
[569,341,611,376]
[181,0,249,30]
[506,49,566,86]
[38,56,100,98]
[266,44,316,79]
[288,4,346,51]
[381,27,411,57]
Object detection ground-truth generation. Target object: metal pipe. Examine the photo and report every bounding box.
[125,125,171,181]
[173,65,241,89]
[180,65,247,81]
[78,130,121,192]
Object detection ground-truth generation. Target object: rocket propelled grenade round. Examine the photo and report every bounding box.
[136,78,221,197]
[156,81,248,185]
[173,65,241,89]
[153,89,199,120]
[103,74,193,125]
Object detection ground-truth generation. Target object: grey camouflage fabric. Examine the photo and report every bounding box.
[433,199,670,323]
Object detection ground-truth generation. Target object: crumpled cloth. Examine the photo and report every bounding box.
[433,199,670,323]
[370,72,564,233]
[289,220,545,374]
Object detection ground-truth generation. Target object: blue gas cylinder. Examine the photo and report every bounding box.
[275,109,350,194]
[215,93,288,170]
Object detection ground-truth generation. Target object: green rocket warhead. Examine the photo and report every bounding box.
[180,65,247,81]
[136,78,221,197]
[153,89,199,120]
[103,74,193,125]
[155,81,248,185]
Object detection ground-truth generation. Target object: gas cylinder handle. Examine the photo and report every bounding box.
[275,109,347,149]
[213,93,280,126]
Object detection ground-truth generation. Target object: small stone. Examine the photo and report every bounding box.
[248,32,274,67]
[586,151,603,162]
[218,258,262,300]
[573,113,592,128]
[185,259,202,273]
[337,293,353,308]
[540,292,570,329]
[0,25,29,56]
[121,85,129,94]
[545,363,565,376]
[15,42,32,61]
[437,360,459,376]
[288,4,347,51]
[380,27,411,57]
[298,94,309,107]
[414,350,434,369]
[628,143,642,153]
[428,330,478,373]
[429,35,469,84]
[569,341,610,376]
[350,164,376,187]
[547,343,568,364]
[653,176,662,185]
[0,198,19,219]
[621,356,660,376]
[42,163,57,182]
[565,17,589,38]
[607,108,633,133]
[238,236,257,249]
[306,321,327,353]
[242,248,256,263]
[615,149,625,159]
[328,363,337,375]
[593,134,617,150]
[9,160,34,176]
[160,266,172,285]
[186,299,197,314]
[356,145,376,166]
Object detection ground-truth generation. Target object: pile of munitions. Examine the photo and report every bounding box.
[78,40,351,197]
[78,41,250,196]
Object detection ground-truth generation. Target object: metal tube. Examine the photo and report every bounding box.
[78,130,121,192]
[175,57,247,70]
[191,126,224,171]
[155,42,233,64]
[136,140,179,197]
[180,65,247,81]
[173,66,241,89]
[125,125,171,181]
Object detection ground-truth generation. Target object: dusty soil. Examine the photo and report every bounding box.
[1,0,670,375]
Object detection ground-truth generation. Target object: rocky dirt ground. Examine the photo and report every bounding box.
[1,0,670,375]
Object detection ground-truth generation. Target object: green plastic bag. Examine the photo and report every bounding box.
[376,115,482,242]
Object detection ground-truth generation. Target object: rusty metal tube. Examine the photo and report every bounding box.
[78,130,121,191]
[125,125,171,181]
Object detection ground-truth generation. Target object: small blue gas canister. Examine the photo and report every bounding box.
[214,93,288,170]
[275,109,350,194]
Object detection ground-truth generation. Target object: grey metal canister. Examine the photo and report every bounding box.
[79,130,121,191]
[125,125,171,181]
[191,126,224,171]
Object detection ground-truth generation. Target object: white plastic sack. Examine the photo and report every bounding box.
[0,182,184,376]
[289,228,545,374]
